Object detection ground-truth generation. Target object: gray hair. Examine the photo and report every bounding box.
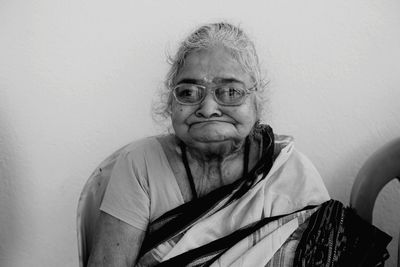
[153,22,268,123]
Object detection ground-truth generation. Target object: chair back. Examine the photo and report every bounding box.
[350,137,400,266]
[77,145,127,267]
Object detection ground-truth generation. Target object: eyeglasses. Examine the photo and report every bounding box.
[172,83,257,106]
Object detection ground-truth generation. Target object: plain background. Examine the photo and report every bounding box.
[1,0,400,266]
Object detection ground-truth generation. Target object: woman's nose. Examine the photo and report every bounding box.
[195,93,222,118]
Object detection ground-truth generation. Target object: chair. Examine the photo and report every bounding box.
[350,137,400,266]
[77,145,127,267]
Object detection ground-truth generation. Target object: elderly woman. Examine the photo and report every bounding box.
[88,23,390,266]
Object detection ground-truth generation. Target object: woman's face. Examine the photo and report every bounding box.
[171,46,258,155]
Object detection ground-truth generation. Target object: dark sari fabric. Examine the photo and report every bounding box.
[294,200,392,267]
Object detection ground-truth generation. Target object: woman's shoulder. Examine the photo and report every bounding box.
[120,134,173,156]
[273,134,294,155]
[268,134,330,207]
[271,133,318,177]
[272,134,318,174]
[103,135,172,171]
[109,134,177,185]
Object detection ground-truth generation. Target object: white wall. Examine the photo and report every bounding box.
[1,0,399,266]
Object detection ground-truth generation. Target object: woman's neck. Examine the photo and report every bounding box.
[185,139,246,162]
[183,139,247,195]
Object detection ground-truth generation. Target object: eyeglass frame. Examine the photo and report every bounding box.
[171,83,258,106]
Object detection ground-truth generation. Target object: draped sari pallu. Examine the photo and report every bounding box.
[135,127,391,267]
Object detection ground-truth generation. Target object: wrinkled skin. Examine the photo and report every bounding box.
[171,46,258,158]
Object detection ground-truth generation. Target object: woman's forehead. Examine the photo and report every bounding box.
[175,47,252,85]
[176,77,246,86]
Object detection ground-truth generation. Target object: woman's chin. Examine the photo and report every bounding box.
[186,135,244,157]
[191,143,233,157]
[188,127,235,142]
[189,132,234,144]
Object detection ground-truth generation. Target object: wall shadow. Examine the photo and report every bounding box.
[0,109,20,265]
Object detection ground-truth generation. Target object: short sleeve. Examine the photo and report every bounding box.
[100,150,150,230]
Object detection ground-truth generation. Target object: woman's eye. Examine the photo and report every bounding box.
[179,89,195,97]
[176,87,202,101]
[219,87,243,99]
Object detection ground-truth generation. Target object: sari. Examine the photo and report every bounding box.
[135,126,391,266]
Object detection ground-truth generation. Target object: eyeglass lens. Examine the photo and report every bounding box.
[174,85,246,105]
